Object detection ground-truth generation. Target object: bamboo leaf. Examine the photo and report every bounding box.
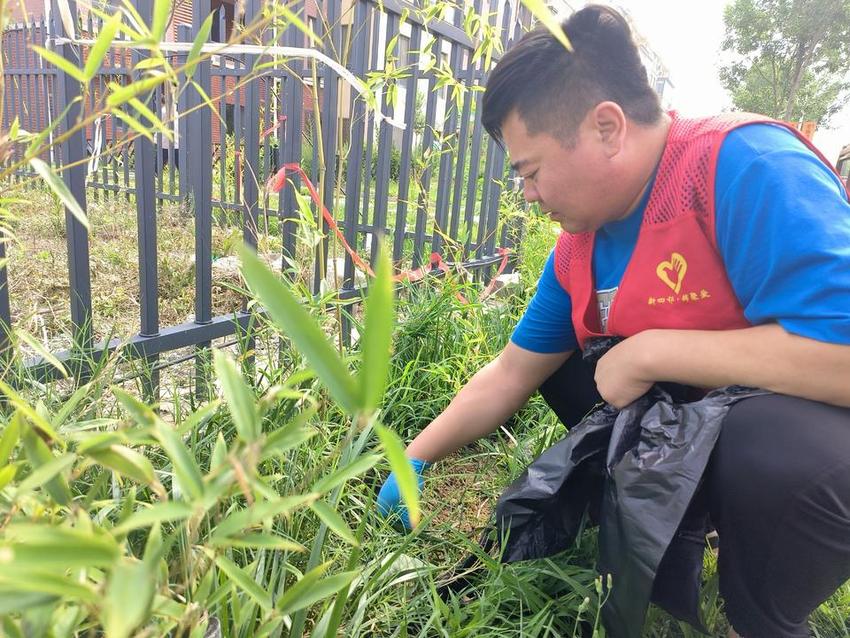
[0,465,17,491]
[176,399,221,436]
[187,78,226,127]
[185,12,214,79]
[1,524,120,568]
[310,454,380,495]
[0,572,97,603]
[153,422,205,500]
[359,243,394,411]
[212,554,271,610]
[208,533,304,552]
[13,451,75,502]
[56,0,77,38]
[83,10,123,81]
[113,386,159,429]
[274,5,321,46]
[239,247,361,413]
[128,96,169,137]
[31,45,85,83]
[113,108,155,142]
[0,415,20,466]
[19,423,72,506]
[86,445,157,486]
[26,102,74,161]
[521,0,574,52]
[213,349,260,442]
[118,0,150,37]
[28,158,89,231]
[150,0,171,42]
[376,423,420,527]
[112,501,193,535]
[51,382,95,431]
[0,385,61,442]
[211,431,227,470]
[102,560,155,638]
[276,563,358,616]
[260,407,317,460]
[106,75,168,109]
[310,500,358,546]
[211,495,317,540]
[0,591,59,615]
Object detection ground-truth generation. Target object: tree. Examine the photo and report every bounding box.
[720,0,850,124]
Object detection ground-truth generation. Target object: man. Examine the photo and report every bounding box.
[378,5,850,637]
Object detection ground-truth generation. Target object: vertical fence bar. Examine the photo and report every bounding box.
[341,0,367,284]
[177,27,190,207]
[392,22,422,263]
[340,0,369,345]
[279,11,303,272]
[310,1,338,294]
[51,0,93,381]
[133,0,160,402]
[155,84,165,199]
[18,26,31,155]
[412,34,441,268]
[483,5,515,261]
[0,234,11,367]
[370,10,397,266]
[216,76,226,207]
[27,21,38,147]
[241,0,261,372]
[449,47,473,242]
[464,89,484,258]
[188,0,213,399]
[430,41,461,257]
[260,79,271,219]
[359,6,379,252]
[233,80,243,208]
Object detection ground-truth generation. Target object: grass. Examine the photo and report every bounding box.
[1,186,848,637]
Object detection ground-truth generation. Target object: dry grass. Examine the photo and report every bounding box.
[4,186,311,356]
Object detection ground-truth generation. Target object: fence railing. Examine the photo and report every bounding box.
[0,0,530,397]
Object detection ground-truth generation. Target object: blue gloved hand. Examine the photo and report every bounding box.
[377,457,431,530]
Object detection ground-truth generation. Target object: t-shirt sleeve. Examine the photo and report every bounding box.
[510,250,578,353]
[715,124,850,344]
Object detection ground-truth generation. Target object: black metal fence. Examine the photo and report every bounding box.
[0,0,530,395]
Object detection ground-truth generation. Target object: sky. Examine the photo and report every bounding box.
[565,0,850,163]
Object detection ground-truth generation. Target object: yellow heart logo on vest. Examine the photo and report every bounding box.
[656,252,688,294]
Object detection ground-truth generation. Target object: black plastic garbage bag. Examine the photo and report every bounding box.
[494,338,769,637]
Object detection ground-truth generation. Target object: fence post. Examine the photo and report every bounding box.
[240,0,262,375]
[176,29,189,208]
[0,236,11,369]
[185,2,214,401]
[133,0,160,403]
[50,0,93,382]
[313,0,342,294]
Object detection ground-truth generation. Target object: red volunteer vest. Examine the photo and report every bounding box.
[554,112,842,350]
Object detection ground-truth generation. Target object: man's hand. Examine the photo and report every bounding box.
[376,457,430,530]
[594,332,655,408]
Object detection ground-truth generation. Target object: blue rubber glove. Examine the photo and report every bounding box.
[377,457,431,530]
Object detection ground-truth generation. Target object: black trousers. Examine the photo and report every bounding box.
[540,354,850,638]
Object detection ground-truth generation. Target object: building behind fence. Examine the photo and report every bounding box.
[1,0,531,397]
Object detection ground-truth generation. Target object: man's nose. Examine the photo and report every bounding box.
[523,180,539,203]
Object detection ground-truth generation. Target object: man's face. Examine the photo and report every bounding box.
[501,110,617,233]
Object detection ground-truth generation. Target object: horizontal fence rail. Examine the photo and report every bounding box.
[0,0,531,394]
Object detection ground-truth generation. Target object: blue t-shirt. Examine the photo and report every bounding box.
[511,123,850,353]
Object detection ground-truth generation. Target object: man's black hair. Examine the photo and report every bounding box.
[482,5,662,146]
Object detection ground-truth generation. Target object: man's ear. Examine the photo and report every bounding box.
[591,101,626,158]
